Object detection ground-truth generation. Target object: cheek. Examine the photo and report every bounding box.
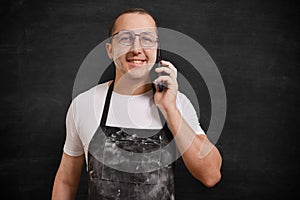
[145,49,157,62]
[113,46,131,60]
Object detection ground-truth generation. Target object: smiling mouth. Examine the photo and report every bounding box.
[127,59,147,64]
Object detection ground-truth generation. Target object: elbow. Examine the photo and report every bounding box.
[202,171,222,188]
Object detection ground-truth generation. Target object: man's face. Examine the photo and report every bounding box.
[106,13,158,81]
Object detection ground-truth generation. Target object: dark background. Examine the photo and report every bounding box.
[1,0,299,199]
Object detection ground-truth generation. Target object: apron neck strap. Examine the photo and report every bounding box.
[100,81,114,127]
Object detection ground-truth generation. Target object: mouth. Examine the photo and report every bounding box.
[126,58,147,68]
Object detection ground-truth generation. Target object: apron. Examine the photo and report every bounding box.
[87,81,176,200]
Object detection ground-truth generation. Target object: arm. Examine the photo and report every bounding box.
[154,60,222,187]
[52,153,85,200]
[165,108,222,187]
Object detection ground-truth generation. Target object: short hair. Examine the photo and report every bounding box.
[108,8,157,37]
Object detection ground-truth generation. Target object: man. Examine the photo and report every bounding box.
[52,8,222,200]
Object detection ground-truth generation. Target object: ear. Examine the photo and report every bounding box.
[105,43,113,60]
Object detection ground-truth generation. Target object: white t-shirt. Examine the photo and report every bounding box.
[63,82,205,161]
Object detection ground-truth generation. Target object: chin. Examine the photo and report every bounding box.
[127,68,150,80]
[126,70,151,83]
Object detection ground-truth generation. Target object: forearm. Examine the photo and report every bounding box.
[52,153,84,200]
[52,170,79,200]
[165,107,222,187]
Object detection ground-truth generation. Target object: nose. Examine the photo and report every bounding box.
[130,36,143,54]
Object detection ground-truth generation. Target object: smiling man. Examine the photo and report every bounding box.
[52,8,222,200]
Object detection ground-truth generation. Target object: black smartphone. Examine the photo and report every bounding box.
[156,46,164,92]
[151,43,166,92]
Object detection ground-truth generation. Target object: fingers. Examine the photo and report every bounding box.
[155,67,175,78]
[154,75,178,93]
[154,76,177,96]
[160,60,177,72]
[153,60,178,94]
[154,60,177,78]
[154,75,172,84]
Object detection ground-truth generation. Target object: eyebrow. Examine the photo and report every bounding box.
[112,30,158,37]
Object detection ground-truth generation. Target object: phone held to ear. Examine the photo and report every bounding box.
[151,48,167,92]
[156,61,164,92]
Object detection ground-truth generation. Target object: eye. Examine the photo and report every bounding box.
[142,36,153,42]
[120,36,132,41]
[119,32,134,44]
[141,36,155,46]
[120,36,131,42]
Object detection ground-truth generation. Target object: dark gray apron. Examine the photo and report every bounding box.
[87,81,176,200]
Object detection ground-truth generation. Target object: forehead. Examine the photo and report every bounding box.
[113,13,157,34]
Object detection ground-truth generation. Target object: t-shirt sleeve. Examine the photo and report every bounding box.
[63,100,84,156]
[178,93,205,135]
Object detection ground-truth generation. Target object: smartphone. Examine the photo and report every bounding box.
[151,43,166,92]
[156,47,164,92]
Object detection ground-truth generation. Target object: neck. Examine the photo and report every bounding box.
[113,75,153,95]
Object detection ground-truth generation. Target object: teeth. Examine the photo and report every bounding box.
[130,60,144,64]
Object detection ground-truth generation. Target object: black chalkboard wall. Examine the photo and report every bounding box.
[1,0,299,199]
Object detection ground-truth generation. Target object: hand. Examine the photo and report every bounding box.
[153,60,178,114]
